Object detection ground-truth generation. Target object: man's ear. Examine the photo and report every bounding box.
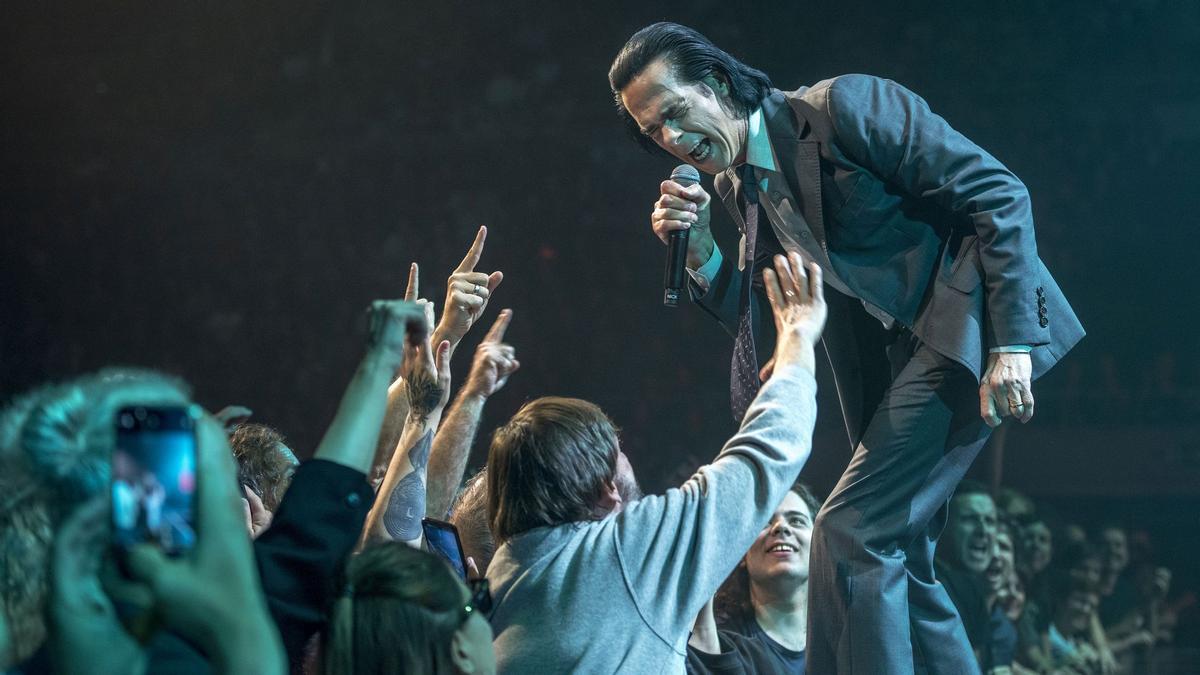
[701,71,730,96]
[449,628,477,674]
[594,480,623,516]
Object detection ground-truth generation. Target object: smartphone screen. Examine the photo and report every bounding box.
[422,517,468,579]
[112,405,198,556]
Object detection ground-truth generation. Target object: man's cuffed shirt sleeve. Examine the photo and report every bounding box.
[687,244,724,293]
[989,345,1032,354]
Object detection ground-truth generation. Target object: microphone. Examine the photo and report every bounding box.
[664,164,700,307]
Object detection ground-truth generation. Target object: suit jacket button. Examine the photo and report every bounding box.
[346,492,362,508]
[770,190,783,203]
[799,231,809,239]
[1039,317,1049,328]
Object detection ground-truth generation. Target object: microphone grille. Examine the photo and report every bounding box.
[670,164,701,187]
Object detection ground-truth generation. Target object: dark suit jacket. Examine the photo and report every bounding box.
[694,75,1084,441]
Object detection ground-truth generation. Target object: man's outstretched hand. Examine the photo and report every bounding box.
[979,352,1034,427]
[762,253,827,379]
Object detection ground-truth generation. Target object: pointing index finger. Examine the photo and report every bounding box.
[455,225,488,273]
[405,262,419,301]
[483,308,512,343]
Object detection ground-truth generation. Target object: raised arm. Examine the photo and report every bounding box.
[312,294,428,474]
[615,252,828,639]
[362,267,452,545]
[426,309,519,519]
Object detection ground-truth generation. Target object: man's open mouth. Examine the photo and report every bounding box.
[689,138,712,162]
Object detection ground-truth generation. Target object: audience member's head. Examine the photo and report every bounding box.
[986,520,1019,597]
[449,469,495,575]
[1055,540,1105,593]
[941,480,998,574]
[715,481,821,626]
[1017,512,1054,579]
[1050,579,1101,640]
[229,423,299,512]
[1094,522,1130,593]
[19,368,189,510]
[994,487,1036,521]
[324,542,494,675]
[487,397,639,543]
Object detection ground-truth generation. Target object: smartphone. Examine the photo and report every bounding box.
[112,405,199,556]
[422,517,469,579]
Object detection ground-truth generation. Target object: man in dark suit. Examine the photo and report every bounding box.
[609,22,1084,674]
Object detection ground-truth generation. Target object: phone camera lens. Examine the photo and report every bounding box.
[134,407,148,421]
[119,413,135,429]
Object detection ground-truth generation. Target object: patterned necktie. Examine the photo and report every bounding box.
[730,165,761,421]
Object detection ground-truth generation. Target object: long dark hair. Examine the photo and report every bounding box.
[608,22,773,154]
[487,397,620,543]
[714,481,821,628]
[323,542,466,674]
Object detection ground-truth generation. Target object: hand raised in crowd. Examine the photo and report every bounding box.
[432,225,504,355]
[400,262,451,419]
[242,486,274,539]
[980,351,1035,428]
[366,269,430,371]
[460,309,519,399]
[761,252,827,378]
[652,179,714,269]
[50,413,286,675]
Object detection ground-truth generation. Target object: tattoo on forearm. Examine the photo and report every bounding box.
[405,371,444,424]
[385,472,425,540]
[383,431,432,541]
[410,429,432,471]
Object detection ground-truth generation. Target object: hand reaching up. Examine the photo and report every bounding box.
[435,226,504,352]
[399,262,451,420]
[762,253,827,378]
[461,309,519,399]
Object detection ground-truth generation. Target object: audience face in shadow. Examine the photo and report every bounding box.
[944,490,999,574]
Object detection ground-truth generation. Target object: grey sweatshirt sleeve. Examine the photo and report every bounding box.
[610,363,818,650]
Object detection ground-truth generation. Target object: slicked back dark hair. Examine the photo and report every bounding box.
[608,22,773,154]
[487,397,620,543]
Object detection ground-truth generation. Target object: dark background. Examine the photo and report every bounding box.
[2,0,1198,630]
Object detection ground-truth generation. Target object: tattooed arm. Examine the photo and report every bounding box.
[368,228,503,489]
[362,295,452,546]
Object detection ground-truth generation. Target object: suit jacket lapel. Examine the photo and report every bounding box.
[762,90,828,251]
[714,169,745,233]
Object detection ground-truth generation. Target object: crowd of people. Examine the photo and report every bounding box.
[0,225,1182,675]
[934,483,1183,674]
